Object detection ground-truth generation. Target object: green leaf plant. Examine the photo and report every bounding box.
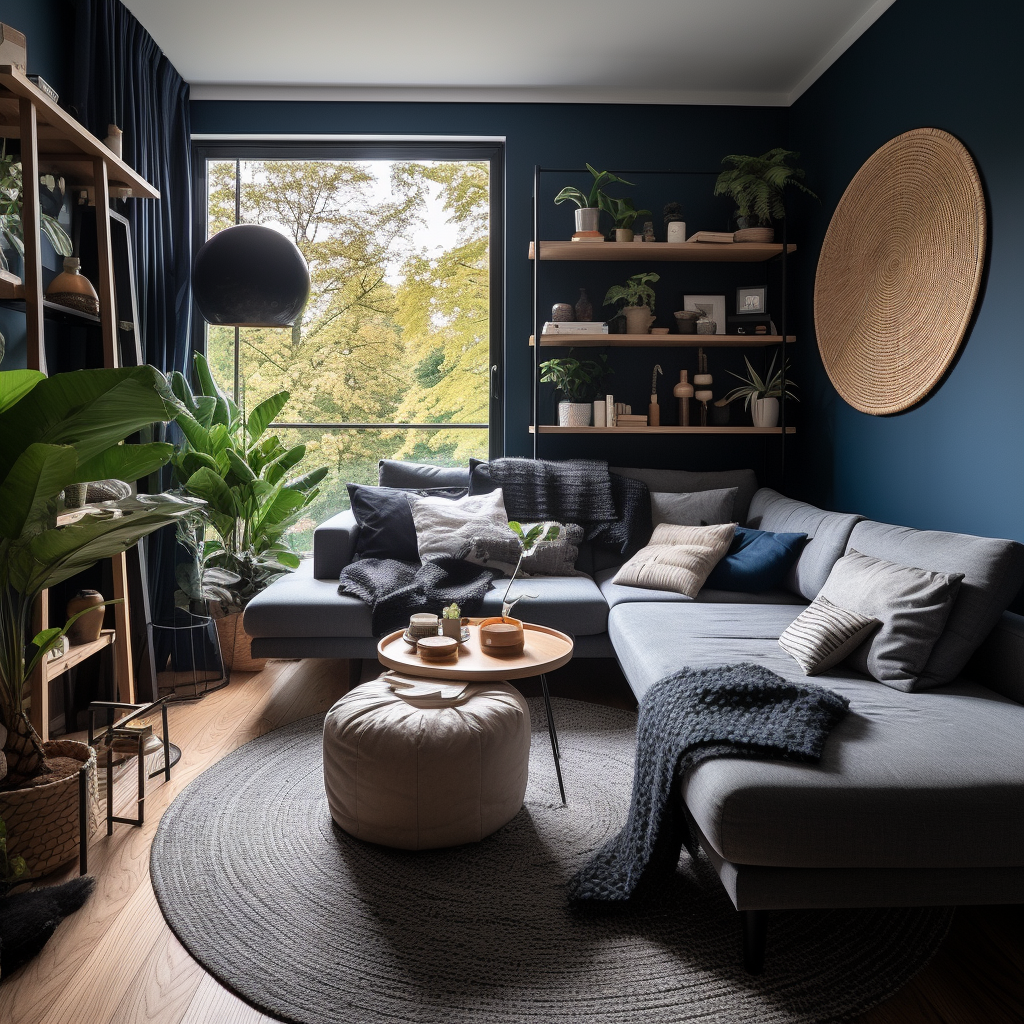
[169,354,329,616]
[553,163,635,210]
[600,195,652,231]
[539,352,612,404]
[713,149,818,226]
[721,353,800,410]
[500,521,561,618]
[0,815,29,895]
[0,365,199,787]
[0,145,73,259]
[603,272,659,311]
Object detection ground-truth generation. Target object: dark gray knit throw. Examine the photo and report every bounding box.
[485,458,617,524]
[338,557,499,635]
[568,663,850,902]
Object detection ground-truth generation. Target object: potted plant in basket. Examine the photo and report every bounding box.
[603,272,660,335]
[0,364,199,875]
[721,353,799,427]
[539,352,612,426]
[169,354,328,673]
[600,196,652,243]
[554,164,634,236]
[713,149,818,242]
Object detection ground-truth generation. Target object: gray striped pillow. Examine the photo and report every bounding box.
[779,596,881,676]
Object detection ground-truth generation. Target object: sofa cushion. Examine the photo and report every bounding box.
[378,459,470,489]
[348,483,467,562]
[595,567,805,609]
[846,520,1024,688]
[612,523,735,598]
[481,576,608,636]
[778,595,881,676]
[611,466,758,525]
[747,489,863,601]
[704,526,808,593]
[467,521,585,577]
[608,601,1024,871]
[313,509,360,580]
[408,489,509,563]
[650,487,737,527]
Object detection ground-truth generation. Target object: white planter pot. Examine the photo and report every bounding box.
[558,401,592,427]
[575,207,601,233]
[666,221,687,243]
[614,228,634,242]
[751,396,780,428]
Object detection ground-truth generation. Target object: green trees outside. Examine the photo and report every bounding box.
[203,159,491,548]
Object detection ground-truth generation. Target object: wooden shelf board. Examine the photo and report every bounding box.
[0,67,159,199]
[45,629,115,680]
[531,333,795,347]
[529,240,796,262]
[530,425,796,434]
[0,296,102,326]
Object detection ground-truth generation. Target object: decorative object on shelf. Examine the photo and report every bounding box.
[604,272,659,334]
[714,148,818,240]
[27,74,58,103]
[673,370,694,427]
[696,311,717,335]
[684,294,725,335]
[727,313,773,336]
[603,196,652,243]
[169,353,328,674]
[641,221,656,243]
[103,124,123,160]
[46,257,101,316]
[648,364,663,427]
[736,285,766,314]
[440,603,464,639]
[687,230,733,244]
[551,302,574,322]
[694,349,713,426]
[66,591,106,646]
[664,202,686,243]
[712,397,732,425]
[814,127,985,416]
[554,164,634,237]
[673,309,700,335]
[192,224,311,328]
[0,143,74,266]
[574,288,593,322]
[0,23,27,72]
[539,353,611,427]
[542,320,608,336]
[651,327,670,335]
[721,353,799,428]
[593,398,606,427]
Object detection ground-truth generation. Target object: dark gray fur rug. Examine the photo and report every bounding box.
[0,876,95,977]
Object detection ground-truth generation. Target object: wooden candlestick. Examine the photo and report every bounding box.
[648,399,660,426]
[673,370,694,427]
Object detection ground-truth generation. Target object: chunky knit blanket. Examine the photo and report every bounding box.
[338,557,500,635]
[484,458,617,524]
[567,663,850,902]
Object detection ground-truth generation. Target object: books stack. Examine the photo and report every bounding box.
[686,231,734,244]
[616,414,649,427]
[541,321,608,335]
[572,231,605,242]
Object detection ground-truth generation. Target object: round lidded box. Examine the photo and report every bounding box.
[416,635,459,661]
[479,617,525,655]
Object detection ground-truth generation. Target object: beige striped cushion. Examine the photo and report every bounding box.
[612,523,735,598]
[779,595,881,676]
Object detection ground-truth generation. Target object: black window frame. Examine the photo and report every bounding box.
[190,138,505,457]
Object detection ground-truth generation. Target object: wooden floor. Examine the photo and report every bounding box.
[1,657,1021,1024]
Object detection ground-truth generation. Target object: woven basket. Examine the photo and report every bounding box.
[214,611,267,674]
[0,740,98,877]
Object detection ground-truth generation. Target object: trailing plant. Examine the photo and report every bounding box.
[0,365,199,786]
[721,353,799,409]
[539,353,612,403]
[553,163,634,210]
[713,149,818,225]
[601,195,652,231]
[603,272,659,311]
[500,521,560,618]
[0,145,73,258]
[169,353,329,615]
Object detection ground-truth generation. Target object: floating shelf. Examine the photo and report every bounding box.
[528,240,796,262]
[530,426,796,435]
[531,333,795,348]
[44,629,115,681]
[0,296,102,326]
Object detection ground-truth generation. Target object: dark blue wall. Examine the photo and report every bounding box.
[788,0,1023,550]
[191,100,788,462]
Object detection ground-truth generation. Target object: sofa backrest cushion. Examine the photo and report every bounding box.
[846,520,1024,688]
[378,459,470,489]
[747,489,863,601]
[610,467,758,525]
[966,610,1024,704]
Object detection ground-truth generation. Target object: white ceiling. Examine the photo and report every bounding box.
[123,0,896,106]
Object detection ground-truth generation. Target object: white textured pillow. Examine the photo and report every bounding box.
[408,489,510,563]
[612,523,735,597]
[779,596,881,676]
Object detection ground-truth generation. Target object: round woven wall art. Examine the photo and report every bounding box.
[814,127,986,415]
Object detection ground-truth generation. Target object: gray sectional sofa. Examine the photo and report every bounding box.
[245,463,1024,966]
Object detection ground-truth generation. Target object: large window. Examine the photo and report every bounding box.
[192,141,503,550]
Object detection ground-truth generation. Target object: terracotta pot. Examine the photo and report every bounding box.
[214,610,267,674]
[67,590,105,645]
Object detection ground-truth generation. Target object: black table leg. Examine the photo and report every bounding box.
[539,673,566,805]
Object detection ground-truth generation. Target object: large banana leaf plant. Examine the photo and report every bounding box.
[0,366,203,787]
[169,354,328,613]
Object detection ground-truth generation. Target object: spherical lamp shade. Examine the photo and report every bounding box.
[192,224,310,328]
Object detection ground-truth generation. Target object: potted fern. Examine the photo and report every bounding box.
[713,149,818,242]
[721,353,799,427]
[554,164,634,235]
[603,272,659,335]
[539,353,612,426]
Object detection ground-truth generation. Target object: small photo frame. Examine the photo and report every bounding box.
[682,294,725,335]
[736,286,766,315]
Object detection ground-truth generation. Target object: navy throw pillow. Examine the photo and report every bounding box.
[348,483,467,563]
[704,526,807,593]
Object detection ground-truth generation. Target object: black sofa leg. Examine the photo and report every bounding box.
[742,909,768,975]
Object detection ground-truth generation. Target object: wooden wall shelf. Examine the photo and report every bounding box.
[0,296,102,326]
[530,333,795,348]
[529,240,796,262]
[530,425,796,435]
[44,630,115,682]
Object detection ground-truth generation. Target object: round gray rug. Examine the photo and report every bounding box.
[151,698,951,1024]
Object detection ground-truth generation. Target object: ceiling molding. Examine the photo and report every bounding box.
[188,83,791,108]
[786,0,897,104]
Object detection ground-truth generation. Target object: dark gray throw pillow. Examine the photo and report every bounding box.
[348,483,467,562]
[818,549,964,692]
[650,487,737,528]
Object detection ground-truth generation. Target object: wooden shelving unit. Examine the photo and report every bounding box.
[531,333,795,348]
[0,66,159,739]
[532,426,796,435]
[529,240,796,262]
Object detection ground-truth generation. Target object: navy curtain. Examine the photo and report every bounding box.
[71,0,193,628]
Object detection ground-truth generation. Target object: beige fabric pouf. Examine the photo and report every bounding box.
[323,676,531,850]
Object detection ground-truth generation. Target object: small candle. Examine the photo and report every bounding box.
[409,613,438,636]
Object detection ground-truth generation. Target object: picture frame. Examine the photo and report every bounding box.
[682,294,725,335]
[736,285,766,315]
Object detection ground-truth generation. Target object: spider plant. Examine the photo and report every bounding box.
[713,149,818,225]
[721,354,799,409]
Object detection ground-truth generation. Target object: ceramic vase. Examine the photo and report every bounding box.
[751,396,780,428]
[666,221,687,243]
[575,208,601,233]
[574,288,593,322]
[558,401,592,427]
[622,305,655,335]
[551,302,574,322]
[46,257,99,316]
[66,590,105,645]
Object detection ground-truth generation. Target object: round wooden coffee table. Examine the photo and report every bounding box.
[377,622,574,804]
